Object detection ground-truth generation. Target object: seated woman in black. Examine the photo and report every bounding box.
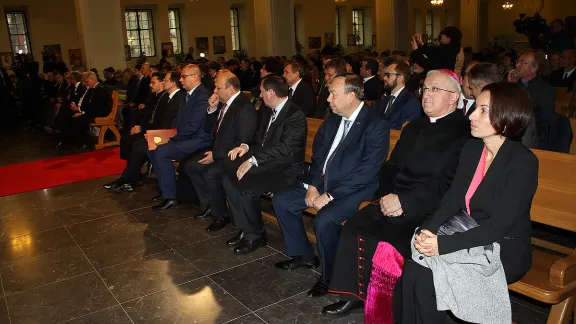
[395,82,539,324]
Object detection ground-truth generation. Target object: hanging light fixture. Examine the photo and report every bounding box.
[334,0,347,2]
[431,0,444,6]
[502,2,513,10]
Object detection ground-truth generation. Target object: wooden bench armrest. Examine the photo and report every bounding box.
[359,200,372,210]
[550,249,576,286]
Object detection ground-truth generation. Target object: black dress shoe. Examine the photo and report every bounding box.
[103,178,126,190]
[233,234,267,254]
[205,216,230,232]
[194,205,212,219]
[322,301,364,318]
[114,183,135,193]
[152,195,163,202]
[225,230,244,246]
[275,256,320,270]
[151,199,181,211]
[308,277,329,297]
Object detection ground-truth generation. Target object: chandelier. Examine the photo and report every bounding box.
[431,0,443,6]
[334,0,346,2]
[502,2,513,10]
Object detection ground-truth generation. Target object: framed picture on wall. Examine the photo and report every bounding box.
[196,37,209,55]
[347,34,356,46]
[43,44,62,59]
[372,35,377,46]
[213,36,226,55]
[68,49,83,69]
[325,33,334,45]
[308,37,321,49]
[161,42,174,57]
[0,52,14,69]
[124,45,131,61]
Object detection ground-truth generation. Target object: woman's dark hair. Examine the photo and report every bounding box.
[482,82,533,141]
[440,26,462,51]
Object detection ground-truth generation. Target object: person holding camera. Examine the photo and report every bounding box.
[410,26,462,73]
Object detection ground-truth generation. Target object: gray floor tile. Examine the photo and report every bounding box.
[175,236,276,275]
[122,277,251,324]
[6,272,118,324]
[210,254,319,311]
[1,246,93,296]
[98,250,204,303]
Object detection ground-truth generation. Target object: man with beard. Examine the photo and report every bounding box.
[372,62,421,129]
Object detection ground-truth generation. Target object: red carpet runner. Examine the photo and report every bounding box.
[0,147,126,197]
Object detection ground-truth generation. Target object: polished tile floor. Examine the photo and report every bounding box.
[0,130,555,323]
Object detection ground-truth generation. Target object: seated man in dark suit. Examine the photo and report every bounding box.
[224,75,307,254]
[239,59,254,91]
[119,72,169,160]
[469,63,539,148]
[149,64,212,210]
[312,58,347,119]
[508,49,556,132]
[284,60,317,116]
[549,49,576,88]
[123,63,151,130]
[373,62,421,129]
[322,70,470,317]
[104,72,183,192]
[200,62,217,93]
[360,58,384,100]
[273,74,390,298]
[65,71,112,147]
[183,72,257,231]
[55,71,86,146]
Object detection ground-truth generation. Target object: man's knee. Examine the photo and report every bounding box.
[272,188,296,211]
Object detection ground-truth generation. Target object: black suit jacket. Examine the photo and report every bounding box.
[421,138,538,283]
[376,111,471,219]
[291,80,317,117]
[201,74,215,93]
[309,104,390,200]
[67,83,86,105]
[155,90,183,129]
[242,100,307,191]
[206,93,257,160]
[82,84,112,120]
[549,68,576,88]
[141,91,172,130]
[312,83,330,119]
[373,88,422,129]
[239,69,254,91]
[363,77,384,101]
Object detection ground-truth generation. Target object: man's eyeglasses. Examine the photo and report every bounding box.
[384,72,400,78]
[419,86,456,95]
[181,73,196,78]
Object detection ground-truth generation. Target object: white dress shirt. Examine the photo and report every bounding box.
[290,78,303,93]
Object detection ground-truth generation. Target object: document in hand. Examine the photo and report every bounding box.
[146,128,177,150]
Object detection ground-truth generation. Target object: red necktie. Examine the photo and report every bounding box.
[462,99,469,115]
[214,103,228,136]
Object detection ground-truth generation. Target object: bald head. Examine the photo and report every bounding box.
[180,64,202,91]
[214,71,241,103]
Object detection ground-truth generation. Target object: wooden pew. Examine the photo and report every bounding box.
[90,91,121,150]
[262,117,576,323]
